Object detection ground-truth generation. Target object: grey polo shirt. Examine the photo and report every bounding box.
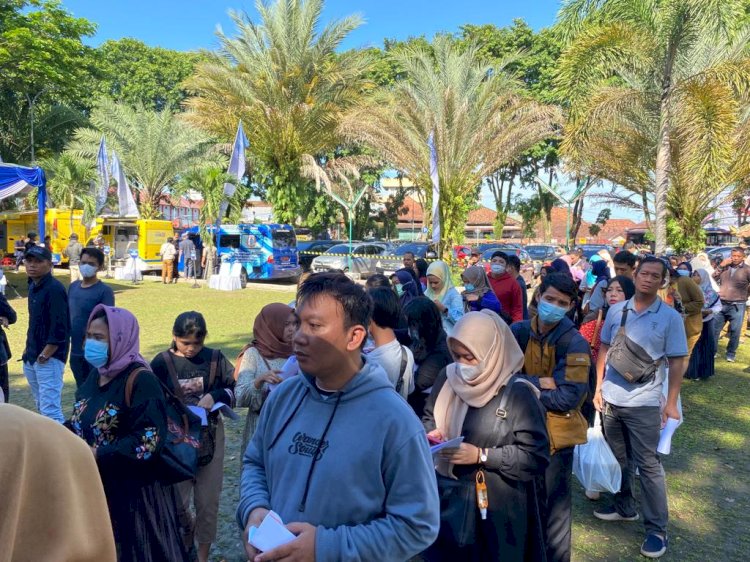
[600,297,688,407]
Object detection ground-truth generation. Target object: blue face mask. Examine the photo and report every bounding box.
[537,299,568,324]
[395,284,404,296]
[79,263,98,278]
[464,283,475,292]
[84,339,109,368]
[677,269,690,277]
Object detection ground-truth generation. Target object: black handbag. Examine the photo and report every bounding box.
[125,368,202,484]
[436,474,477,548]
[161,349,220,467]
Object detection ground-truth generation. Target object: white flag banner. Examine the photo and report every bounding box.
[111,151,140,217]
[428,131,440,244]
[223,121,249,198]
[95,137,109,214]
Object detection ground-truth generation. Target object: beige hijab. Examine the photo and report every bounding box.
[433,310,526,478]
[0,404,116,562]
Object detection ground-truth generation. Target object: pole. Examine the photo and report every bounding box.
[348,209,353,271]
[566,203,571,250]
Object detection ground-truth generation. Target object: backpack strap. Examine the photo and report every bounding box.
[395,346,409,394]
[208,348,219,390]
[124,367,150,408]
[233,343,253,380]
[495,375,537,419]
[161,350,185,401]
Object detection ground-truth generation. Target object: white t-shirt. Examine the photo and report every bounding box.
[367,338,415,399]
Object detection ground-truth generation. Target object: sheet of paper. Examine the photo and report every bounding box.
[430,436,465,454]
[210,401,239,421]
[269,356,299,391]
[248,510,296,552]
[657,417,681,455]
[187,405,208,427]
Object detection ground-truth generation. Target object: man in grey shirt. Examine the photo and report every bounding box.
[63,234,84,282]
[593,257,687,559]
[179,233,197,280]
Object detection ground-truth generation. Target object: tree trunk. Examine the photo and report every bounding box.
[654,40,677,254]
[571,197,584,242]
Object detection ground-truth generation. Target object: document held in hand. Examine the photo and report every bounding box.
[248,510,296,552]
[657,417,681,455]
[187,402,239,426]
[429,436,465,455]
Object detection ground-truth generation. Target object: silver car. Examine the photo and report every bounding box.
[311,242,389,279]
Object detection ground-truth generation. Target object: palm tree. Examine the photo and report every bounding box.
[67,98,214,218]
[175,166,247,244]
[184,0,372,224]
[41,151,97,230]
[555,0,750,253]
[339,36,560,258]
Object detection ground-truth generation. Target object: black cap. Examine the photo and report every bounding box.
[24,245,52,261]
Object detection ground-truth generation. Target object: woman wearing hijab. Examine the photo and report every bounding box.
[235,303,296,454]
[404,297,453,418]
[685,269,722,380]
[671,262,704,355]
[579,275,635,363]
[66,305,187,562]
[583,259,612,313]
[422,310,549,562]
[425,260,464,334]
[391,268,421,307]
[2,404,117,562]
[461,265,502,315]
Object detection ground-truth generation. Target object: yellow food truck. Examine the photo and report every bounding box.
[0,208,103,264]
[86,216,174,272]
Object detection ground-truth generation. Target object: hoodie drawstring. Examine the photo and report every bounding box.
[298,391,342,513]
[268,388,309,450]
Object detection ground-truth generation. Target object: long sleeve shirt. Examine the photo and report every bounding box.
[713,262,750,302]
[23,272,70,364]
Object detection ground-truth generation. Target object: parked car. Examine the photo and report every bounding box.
[578,244,614,260]
[374,242,438,276]
[480,246,535,288]
[524,244,558,261]
[297,239,344,271]
[311,242,389,279]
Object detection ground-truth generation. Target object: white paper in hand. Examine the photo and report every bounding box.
[248,510,296,552]
[657,417,681,455]
[269,356,299,391]
[210,401,239,420]
[187,405,208,427]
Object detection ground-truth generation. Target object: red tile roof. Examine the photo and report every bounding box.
[397,196,512,227]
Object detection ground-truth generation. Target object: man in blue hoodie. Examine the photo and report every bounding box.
[511,272,593,562]
[237,272,439,562]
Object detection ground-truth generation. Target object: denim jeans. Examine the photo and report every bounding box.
[714,302,746,357]
[23,358,65,423]
[603,403,668,536]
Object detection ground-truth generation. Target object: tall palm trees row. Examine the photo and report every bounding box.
[43,0,750,254]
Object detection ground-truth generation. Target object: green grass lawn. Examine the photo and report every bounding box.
[4,270,749,561]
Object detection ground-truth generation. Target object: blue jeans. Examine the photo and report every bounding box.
[23,358,65,423]
[713,302,746,357]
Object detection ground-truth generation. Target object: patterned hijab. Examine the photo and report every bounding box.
[88,305,150,378]
[695,268,719,307]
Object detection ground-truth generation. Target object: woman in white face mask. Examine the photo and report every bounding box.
[424,260,464,335]
[421,310,550,562]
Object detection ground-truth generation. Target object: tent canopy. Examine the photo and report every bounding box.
[0,163,47,239]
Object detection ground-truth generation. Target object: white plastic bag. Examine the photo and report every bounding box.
[573,413,622,494]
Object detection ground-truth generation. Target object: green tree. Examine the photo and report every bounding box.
[40,151,96,230]
[93,39,202,111]
[340,36,559,259]
[184,0,372,225]
[514,194,541,242]
[0,0,97,162]
[556,0,750,253]
[176,166,247,244]
[67,98,215,218]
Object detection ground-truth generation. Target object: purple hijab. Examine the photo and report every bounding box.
[87,304,150,377]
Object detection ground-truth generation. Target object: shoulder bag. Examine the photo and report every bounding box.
[606,308,662,384]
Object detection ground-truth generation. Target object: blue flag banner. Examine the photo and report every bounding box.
[95,137,109,214]
[0,163,47,238]
[428,132,440,245]
[111,151,140,217]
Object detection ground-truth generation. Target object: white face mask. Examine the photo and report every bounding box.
[456,360,484,382]
[490,264,506,275]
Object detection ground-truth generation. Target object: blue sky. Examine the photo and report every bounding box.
[58,0,640,222]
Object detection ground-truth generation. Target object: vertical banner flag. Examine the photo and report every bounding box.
[111,151,140,217]
[219,122,249,224]
[428,131,440,244]
[95,137,109,214]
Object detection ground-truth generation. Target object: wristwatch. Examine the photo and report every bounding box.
[479,448,488,464]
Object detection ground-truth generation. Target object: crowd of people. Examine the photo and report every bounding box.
[0,239,747,562]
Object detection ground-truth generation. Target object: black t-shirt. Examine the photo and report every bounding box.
[150,347,235,407]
